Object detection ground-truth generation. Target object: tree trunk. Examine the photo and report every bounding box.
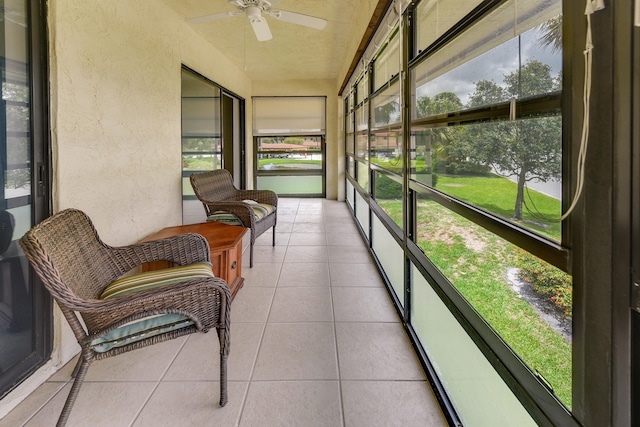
[513,167,526,220]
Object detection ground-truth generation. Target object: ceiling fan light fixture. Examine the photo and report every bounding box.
[246,5,262,22]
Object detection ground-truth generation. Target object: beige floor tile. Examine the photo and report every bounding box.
[288,232,327,246]
[252,323,338,380]
[82,338,186,382]
[133,381,248,427]
[341,381,447,427]
[254,231,290,246]
[332,287,399,323]
[325,221,360,234]
[273,221,294,232]
[277,262,330,287]
[268,287,333,323]
[1,382,66,426]
[327,245,372,264]
[240,381,342,427]
[25,382,155,427]
[336,322,426,381]
[230,287,275,323]
[283,246,328,263]
[291,222,326,233]
[295,213,324,223]
[329,263,385,287]
[242,262,282,288]
[245,245,287,265]
[163,323,263,382]
[326,231,366,246]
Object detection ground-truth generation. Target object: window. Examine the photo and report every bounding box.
[343,0,572,424]
[254,97,326,196]
[181,68,222,198]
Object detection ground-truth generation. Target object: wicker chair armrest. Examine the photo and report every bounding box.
[108,233,210,273]
[235,189,278,207]
[201,201,255,227]
[78,278,231,333]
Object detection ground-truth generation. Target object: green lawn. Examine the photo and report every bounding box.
[376,174,571,407]
[436,174,562,240]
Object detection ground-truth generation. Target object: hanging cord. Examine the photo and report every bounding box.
[561,0,604,220]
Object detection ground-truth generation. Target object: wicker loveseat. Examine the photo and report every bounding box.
[19,209,231,426]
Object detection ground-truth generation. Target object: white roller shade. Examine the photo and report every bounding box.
[253,97,326,136]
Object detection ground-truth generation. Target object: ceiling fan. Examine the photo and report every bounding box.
[187,0,327,42]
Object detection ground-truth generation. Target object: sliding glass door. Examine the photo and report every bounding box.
[0,0,52,399]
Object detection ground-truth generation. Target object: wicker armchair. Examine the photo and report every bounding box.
[19,209,230,427]
[190,169,277,267]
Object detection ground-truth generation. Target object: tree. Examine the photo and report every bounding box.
[452,60,562,220]
[538,15,562,53]
[414,92,464,174]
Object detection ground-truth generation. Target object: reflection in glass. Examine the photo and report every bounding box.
[411,115,562,241]
[0,0,36,384]
[415,199,572,407]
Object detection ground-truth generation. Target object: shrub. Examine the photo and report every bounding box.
[375,174,402,199]
[514,249,572,316]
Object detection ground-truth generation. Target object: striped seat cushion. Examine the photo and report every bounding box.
[207,200,275,225]
[90,262,214,353]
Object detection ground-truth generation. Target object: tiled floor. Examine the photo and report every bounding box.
[2,199,447,427]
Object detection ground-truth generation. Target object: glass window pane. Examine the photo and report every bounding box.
[409,130,436,186]
[355,191,370,242]
[412,0,562,119]
[374,171,403,228]
[415,199,572,407]
[356,132,368,160]
[371,81,401,128]
[356,73,368,103]
[357,160,369,192]
[355,101,368,132]
[411,262,538,426]
[372,215,404,305]
[371,129,403,172]
[182,154,222,172]
[415,0,483,54]
[257,175,323,195]
[411,116,563,241]
[374,32,400,91]
[347,180,355,210]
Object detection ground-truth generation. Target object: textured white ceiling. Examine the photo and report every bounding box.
[160,0,366,81]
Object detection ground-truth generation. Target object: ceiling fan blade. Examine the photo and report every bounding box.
[268,10,327,30]
[251,17,273,41]
[187,11,240,24]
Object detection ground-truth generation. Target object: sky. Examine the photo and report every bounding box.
[416,25,562,105]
